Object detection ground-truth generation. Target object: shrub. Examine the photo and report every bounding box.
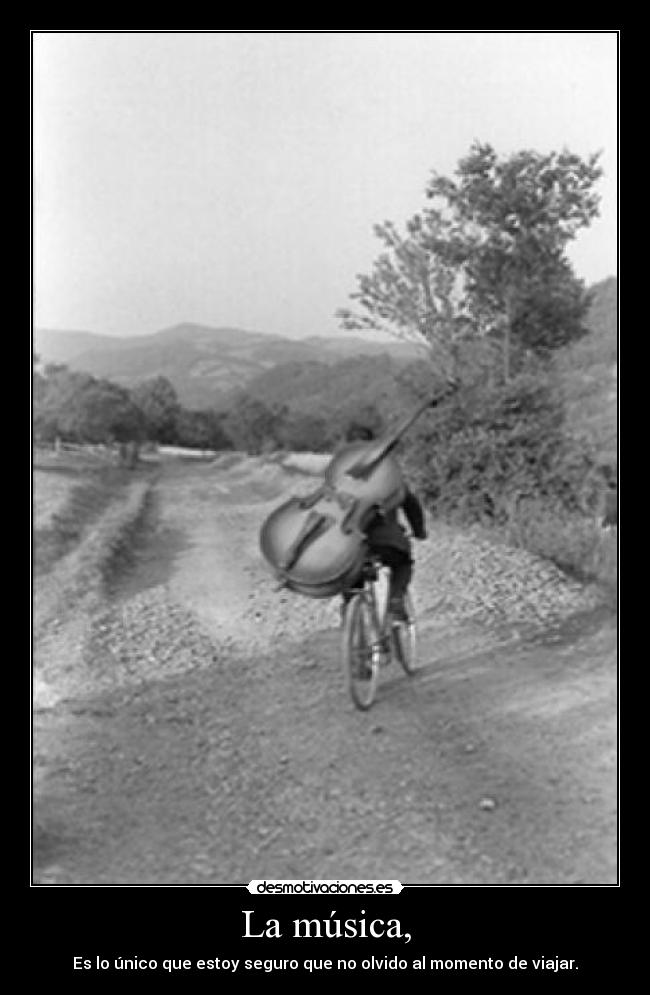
[505,495,617,593]
[402,371,599,526]
[400,367,619,593]
[278,411,332,452]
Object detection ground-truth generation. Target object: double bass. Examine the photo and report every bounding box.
[259,384,456,598]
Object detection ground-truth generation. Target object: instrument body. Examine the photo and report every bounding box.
[259,389,453,598]
[259,487,369,598]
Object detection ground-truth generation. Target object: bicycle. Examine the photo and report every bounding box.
[341,554,417,710]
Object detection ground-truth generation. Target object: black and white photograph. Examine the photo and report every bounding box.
[32,30,618,895]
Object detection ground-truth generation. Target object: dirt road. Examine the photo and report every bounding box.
[33,457,617,885]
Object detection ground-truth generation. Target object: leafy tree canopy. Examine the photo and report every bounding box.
[34,365,144,445]
[338,142,603,381]
[131,376,181,444]
[223,392,288,455]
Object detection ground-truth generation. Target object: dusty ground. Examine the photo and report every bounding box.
[33,456,617,885]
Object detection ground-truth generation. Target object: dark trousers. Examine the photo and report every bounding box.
[373,545,412,601]
[343,546,413,604]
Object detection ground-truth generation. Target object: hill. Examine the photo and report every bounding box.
[34,323,419,409]
[583,276,618,350]
[233,352,411,428]
[554,276,618,463]
[34,277,617,459]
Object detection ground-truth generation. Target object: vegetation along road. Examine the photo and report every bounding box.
[33,453,617,885]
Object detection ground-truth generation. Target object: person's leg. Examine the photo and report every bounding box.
[389,555,412,601]
[373,547,412,619]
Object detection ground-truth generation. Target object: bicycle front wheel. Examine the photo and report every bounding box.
[392,592,417,675]
[342,594,379,710]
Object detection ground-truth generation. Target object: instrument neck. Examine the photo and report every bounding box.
[377,395,436,459]
[345,392,443,480]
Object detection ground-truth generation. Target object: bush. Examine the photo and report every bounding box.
[505,495,617,593]
[278,411,332,452]
[399,367,618,593]
[174,408,233,451]
[402,371,599,525]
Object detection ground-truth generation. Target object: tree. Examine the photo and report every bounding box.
[278,411,331,452]
[131,376,181,444]
[62,378,144,446]
[223,393,287,454]
[336,213,470,378]
[426,143,603,379]
[174,408,233,451]
[33,365,144,452]
[337,143,603,385]
[33,366,92,443]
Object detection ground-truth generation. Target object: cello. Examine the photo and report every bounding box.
[259,382,456,598]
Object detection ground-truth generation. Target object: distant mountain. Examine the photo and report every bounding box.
[34,276,617,455]
[34,328,123,361]
[238,352,409,420]
[34,323,419,409]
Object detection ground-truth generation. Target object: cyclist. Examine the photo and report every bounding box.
[341,423,428,621]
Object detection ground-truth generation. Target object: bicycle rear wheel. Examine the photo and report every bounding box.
[392,592,417,675]
[342,594,379,710]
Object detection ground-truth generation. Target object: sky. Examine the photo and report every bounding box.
[33,31,618,341]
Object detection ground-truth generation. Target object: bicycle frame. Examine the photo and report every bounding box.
[358,557,390,648]
[341,556,417,710]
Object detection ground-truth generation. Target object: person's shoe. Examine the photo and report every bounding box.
[389,597,408,623]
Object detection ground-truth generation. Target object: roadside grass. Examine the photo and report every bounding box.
[503,498,618,603]
[33,450,156,576]
[97,483,157,591]
[33,474,156,641]
[32,471,78,532]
